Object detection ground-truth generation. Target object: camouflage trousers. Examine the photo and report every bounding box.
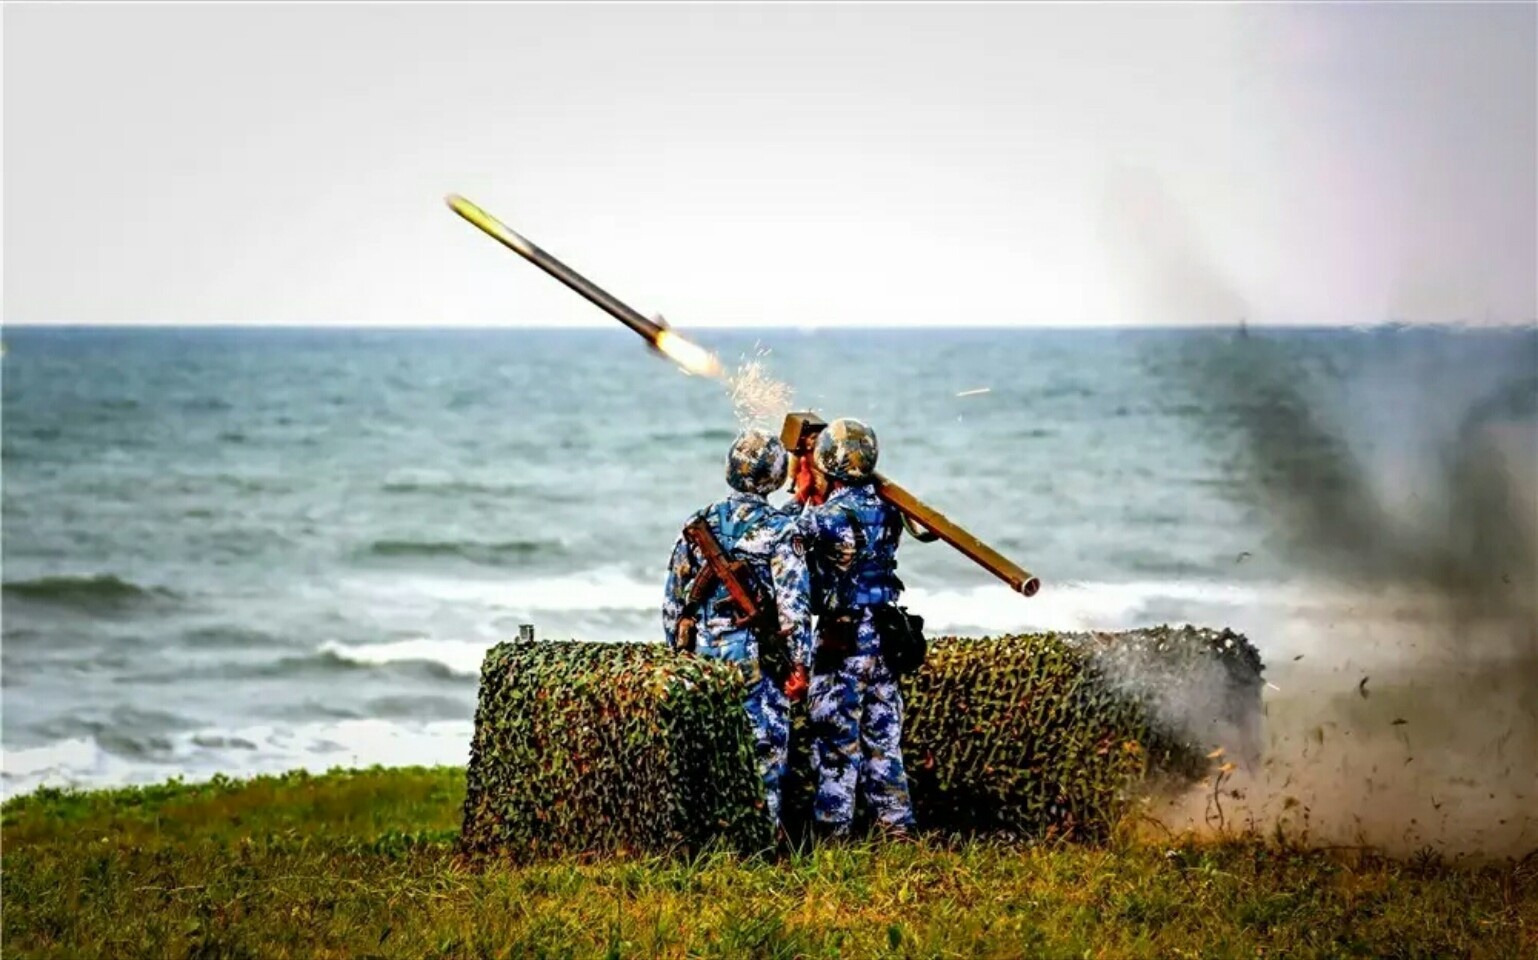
[808,617,915,835]
[743,674,792,824]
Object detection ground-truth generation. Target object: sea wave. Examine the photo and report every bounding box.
[179,624,286,649]
[0,718,474,801]
[318,638,491,678]
[121,649,420,686]
[2,574,177,611]
[363,538,560,566]
[379,479,532,497]
[341,569,1296,643]
[345,566,1294,627]
[347,566,663,614]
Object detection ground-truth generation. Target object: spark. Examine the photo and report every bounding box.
[726,345,796,428]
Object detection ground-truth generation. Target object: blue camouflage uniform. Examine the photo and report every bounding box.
[801,483,916,836]
[663,492,812,824]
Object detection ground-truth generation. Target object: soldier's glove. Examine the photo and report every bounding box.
[675,618,699,655]
[783,664,809,703]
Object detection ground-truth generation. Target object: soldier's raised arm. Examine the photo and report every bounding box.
[769,525,813,672]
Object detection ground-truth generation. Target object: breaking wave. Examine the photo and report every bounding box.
[339,569,1309,649]
[317,638,491,678]
[350,566,664,614]
[1,718,474,801]
[2,574,177,610]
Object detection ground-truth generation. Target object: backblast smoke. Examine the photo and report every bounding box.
[1101,168,1537,856]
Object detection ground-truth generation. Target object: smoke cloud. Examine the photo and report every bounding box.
[1101,169,1538,856]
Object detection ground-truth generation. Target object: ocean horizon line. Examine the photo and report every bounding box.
[5,320,1535,333]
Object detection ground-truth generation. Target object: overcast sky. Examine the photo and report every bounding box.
[4,3,1534,328]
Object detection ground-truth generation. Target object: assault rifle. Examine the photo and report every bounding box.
[675,517,794,684]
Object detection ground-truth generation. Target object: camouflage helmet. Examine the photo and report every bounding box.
[814,417,879,483]
[725,428,788,494]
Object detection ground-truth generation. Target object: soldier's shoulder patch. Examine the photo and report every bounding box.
[790,535,806,557]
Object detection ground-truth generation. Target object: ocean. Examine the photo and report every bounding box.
[4,325,1535,804]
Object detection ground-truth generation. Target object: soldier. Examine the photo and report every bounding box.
[792,418,917,839]
[662,428,812,827]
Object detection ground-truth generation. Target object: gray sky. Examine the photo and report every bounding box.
[4,3,1534,327]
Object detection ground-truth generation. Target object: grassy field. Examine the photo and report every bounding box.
[3,767,1534,958]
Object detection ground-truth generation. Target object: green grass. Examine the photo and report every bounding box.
[3,767,1534,958]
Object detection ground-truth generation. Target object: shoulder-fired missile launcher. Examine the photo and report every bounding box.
[781,411,1041,597]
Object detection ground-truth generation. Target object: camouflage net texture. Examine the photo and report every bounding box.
[462,626,1263,857]
[458,641,774,861]
[825,625,1256,841]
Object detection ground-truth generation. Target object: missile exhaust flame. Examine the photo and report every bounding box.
[655,329,723,379]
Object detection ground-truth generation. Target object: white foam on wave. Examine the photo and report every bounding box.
[1,718,473,802]
[905,579,1271,635]
[320,637,490,677]
[349,566,1283,626]
[338,566,1315,645]
[341,565,659,613]
[313,579,1275,677]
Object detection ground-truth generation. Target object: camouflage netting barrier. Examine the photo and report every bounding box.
[780,626,1265,842]
[461,626,1263,858]
[458,641,774,861]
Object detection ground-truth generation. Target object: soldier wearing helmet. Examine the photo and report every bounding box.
[662,428,813,829]
[792,417,916,838]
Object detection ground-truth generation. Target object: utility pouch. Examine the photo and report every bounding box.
[813,614,859,674]
[757,628,794,687]
[874,604,927,677]
[740,577,788,685]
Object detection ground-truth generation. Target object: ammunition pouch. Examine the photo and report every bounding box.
[813,613,860,674]
[873,603,927,678]
[748,582,791,686]
[812,605,925,677]
[757,628,794,688]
